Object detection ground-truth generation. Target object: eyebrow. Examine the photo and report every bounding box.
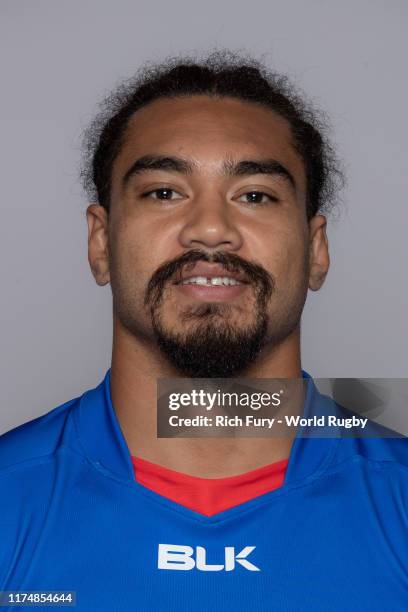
[224,158,296,190]
[122,155,195,185]
[122,154,296,192]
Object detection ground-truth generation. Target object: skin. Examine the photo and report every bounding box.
[86,95,329,477]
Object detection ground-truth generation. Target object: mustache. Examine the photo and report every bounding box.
[144,249,275,310]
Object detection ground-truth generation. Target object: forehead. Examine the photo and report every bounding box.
[113,95,306,187]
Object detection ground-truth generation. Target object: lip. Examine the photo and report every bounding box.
[175,282,249,301]
[173,262,249,285]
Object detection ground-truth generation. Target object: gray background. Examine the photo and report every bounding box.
[1,0,407,434]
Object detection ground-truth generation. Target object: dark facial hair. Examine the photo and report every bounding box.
[144,250,274,377]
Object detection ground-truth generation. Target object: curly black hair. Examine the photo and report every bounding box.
[81,50,343,219]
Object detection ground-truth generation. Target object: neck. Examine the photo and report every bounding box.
[110,319,303,478]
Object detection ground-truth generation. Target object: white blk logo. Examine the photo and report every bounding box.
[158,544,260,572]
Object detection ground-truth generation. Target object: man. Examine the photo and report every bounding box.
[0,52,407,611]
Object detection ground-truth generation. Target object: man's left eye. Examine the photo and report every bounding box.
[237,191,277,204]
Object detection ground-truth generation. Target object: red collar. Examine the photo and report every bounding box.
[131,455,289,516]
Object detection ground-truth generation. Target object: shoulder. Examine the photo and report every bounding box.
[351,431,408,470]
[313,386,408,472]
[0,394,86,582]
[334,409,408,473]
[0,395,81,475]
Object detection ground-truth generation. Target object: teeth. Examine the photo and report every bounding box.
[210,277,240,286]
[181,276,241,286]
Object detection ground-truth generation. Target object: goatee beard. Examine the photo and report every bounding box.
[152,304,268,378]
[145,250,274,378]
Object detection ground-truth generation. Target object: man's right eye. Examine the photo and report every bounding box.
[141,188,183,200]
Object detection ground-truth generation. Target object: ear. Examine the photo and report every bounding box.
[86,204,110,286]
[308,214,330,291]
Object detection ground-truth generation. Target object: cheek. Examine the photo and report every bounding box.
[112,213,175,267]
[263,230,309,297]
[109,224,151,298]
[282,237,308,274]
[110,221,179,308]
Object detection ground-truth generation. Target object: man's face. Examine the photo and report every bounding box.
[88,95,329,377]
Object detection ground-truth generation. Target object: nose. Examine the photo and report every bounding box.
[177,191,244,252]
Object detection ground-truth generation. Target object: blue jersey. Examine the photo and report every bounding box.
[1,370,407,611]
